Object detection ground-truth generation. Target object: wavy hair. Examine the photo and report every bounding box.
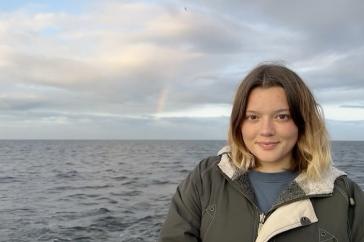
[228,63,331,180]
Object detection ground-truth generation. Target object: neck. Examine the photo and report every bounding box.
[254,163,292,173]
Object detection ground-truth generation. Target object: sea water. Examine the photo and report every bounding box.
[0,140,363,242]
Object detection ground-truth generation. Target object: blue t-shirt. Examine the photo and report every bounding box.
[248,170,297,214]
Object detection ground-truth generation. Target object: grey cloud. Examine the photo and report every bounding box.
[314,87,364,104]
[0,51,163,111]
[340,105,364,109]
[257,0,364,44]
[179,0,364,80]
[0,96,46,111]
[0,110,229,140]
[142,14,248,54]
[1,1,364,139]
[1,52,103,87]
[163,75,237,111]
[141,8,303,57]
[300,50,364,91]
[188,0,364,52]
[327,119,364,141]
[0,1,315,116]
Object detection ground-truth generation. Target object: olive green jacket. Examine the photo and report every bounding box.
[159,146,364,242]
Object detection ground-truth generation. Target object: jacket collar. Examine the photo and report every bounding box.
[217,146,346,196]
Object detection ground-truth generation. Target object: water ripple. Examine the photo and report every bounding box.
[0,140,362,241]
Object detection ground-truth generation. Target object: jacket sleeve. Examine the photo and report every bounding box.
[350,181,364,242]
[159,162,204,242]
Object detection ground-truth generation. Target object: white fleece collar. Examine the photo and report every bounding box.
[295,166,346,195]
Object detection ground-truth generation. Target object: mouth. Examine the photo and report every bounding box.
[256,141,280,150]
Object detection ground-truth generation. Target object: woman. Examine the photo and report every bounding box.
[159,64,364,242]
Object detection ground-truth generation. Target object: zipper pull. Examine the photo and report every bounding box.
[258,213,265,233]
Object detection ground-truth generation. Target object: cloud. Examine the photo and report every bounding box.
[294,48,364,91]
[0,0,363,139]
[190,0,364,51]
[0,93,47,111]
[340,105,364,109]
[323,105,364,121]
[314,87,364,105]
[327,119,364,141]
[1,1,246,120]
[0,109,229,140]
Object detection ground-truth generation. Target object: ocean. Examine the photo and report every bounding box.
[0,140,363,242]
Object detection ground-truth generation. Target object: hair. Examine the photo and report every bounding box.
[227,63,331,180]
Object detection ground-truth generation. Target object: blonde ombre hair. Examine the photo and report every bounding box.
[228,63,332,180]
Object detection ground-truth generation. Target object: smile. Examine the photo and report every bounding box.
[256,141,279,150]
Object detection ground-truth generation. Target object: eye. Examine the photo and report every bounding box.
[276,113,290,121]
[245,114,259,121]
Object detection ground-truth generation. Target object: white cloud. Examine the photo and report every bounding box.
[0,0,363,139]
[153,104,231,119]
[323,105,364,121]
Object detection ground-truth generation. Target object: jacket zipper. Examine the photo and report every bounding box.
[218,164,337,240]
[220,172,265,238]
[256,193,333,236]
[258,213,266,233]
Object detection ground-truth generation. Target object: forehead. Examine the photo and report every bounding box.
[246,86,289,110]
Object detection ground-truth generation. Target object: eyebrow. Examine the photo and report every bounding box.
[245,108,290,114]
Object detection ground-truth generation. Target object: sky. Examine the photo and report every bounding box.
[0,0,363,140]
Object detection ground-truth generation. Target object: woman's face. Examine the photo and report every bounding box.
[241,86,298,172]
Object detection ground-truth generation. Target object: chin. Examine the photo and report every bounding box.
[257,158,279,163]
[255,154,278,162]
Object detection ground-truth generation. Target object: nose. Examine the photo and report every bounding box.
[259,117,275,137]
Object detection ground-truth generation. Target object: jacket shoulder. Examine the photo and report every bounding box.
[179,155,222,189]
[184,155,222,188]
[197,155,221,175]
[335,176,364,241]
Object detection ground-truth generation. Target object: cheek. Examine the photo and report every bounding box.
[282,123,299,142]
[241,124,255,144]
[241,124,249,138]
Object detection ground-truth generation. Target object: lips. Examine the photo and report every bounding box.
[256,141,279,150]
